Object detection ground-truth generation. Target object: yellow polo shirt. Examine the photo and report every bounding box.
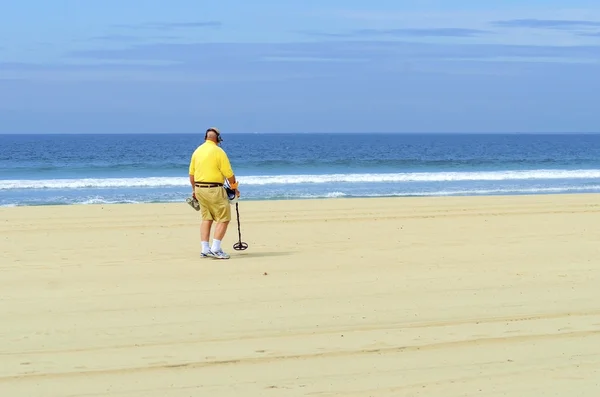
[188,141,235,183]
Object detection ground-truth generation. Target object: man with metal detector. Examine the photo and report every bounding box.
[188,127,240,259]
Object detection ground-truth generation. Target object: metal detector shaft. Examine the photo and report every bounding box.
[236,203,242,241]
[233,202,248,250]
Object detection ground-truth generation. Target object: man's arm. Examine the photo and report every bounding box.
[188,152,196,196]
[189,174,195,194]
[226,176,239,197]
[219,151,239,194]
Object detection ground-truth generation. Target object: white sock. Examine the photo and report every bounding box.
[211,239,222,252]
[201,241,210,253]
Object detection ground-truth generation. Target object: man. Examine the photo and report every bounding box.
[188,127,240,259]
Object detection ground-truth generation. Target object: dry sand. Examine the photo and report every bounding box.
[1,194,600,396]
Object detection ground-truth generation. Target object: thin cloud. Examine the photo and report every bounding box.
[87,34,180,42]
[112,21,222,31]
[65,40,600,66]
[492,19,600,30]
[299,30,349,38]
[302,28,489,38]
[5,41,600,86]
[0,61,178,72]
[90,34,139,41]
[353,28,490,37]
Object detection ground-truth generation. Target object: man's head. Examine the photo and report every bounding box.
[205,127,222,144]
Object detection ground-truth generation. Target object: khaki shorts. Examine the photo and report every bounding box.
[194,186,231,222]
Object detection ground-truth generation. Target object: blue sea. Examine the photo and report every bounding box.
[1,133,600,207]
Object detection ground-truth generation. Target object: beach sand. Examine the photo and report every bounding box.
[1,194,600,396]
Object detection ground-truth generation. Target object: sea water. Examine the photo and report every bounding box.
[1,133,600,206]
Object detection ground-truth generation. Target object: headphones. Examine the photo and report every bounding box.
[205,127,223,143]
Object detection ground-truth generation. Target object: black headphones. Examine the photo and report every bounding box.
[205,128,223,143]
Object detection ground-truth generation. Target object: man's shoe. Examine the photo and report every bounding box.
[186,197,200,211]
[210,250,230,259]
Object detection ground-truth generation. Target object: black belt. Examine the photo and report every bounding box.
[195,182,223,188]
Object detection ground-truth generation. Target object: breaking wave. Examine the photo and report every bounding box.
[2,169,600,190]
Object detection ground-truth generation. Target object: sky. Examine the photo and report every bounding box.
[1,0,600,134]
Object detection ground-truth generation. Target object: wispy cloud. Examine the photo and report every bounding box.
[492,19,600,30]
[361,28,489,37]
[5,38,600,85]
[304,28,490,38]
[112,21,222,31]
[65,40,600,64]
[87,34,180,42]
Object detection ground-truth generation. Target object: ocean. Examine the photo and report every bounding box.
[1,133,600,207]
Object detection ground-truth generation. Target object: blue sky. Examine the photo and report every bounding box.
[1,0,600,133]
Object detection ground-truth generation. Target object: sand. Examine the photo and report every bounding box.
[1,193,600,396]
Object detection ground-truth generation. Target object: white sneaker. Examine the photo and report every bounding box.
[209,249,230,259]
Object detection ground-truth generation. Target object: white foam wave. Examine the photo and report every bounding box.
[243,169,600,185]
[77,198,141,205]
[3,185,600,207]
[0,177,185,190]
[1,169,600,190]
[279,185,600,199]
[359,185,600,197]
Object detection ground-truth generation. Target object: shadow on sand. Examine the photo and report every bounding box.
[232,251,294,259]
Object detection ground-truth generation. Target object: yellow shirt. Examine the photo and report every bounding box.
[188,141,235,183]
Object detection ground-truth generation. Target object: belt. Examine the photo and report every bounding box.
[194,182,223,188]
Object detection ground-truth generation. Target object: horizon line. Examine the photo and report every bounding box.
[2,131,600,136]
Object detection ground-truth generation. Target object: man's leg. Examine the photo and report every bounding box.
[210,221,229,254]
[195,186,215,257]
[208,188,232,258]
[201,220,213,255]
[214,221,229,240]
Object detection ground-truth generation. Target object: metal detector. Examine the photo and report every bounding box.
[232,202,248,251]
